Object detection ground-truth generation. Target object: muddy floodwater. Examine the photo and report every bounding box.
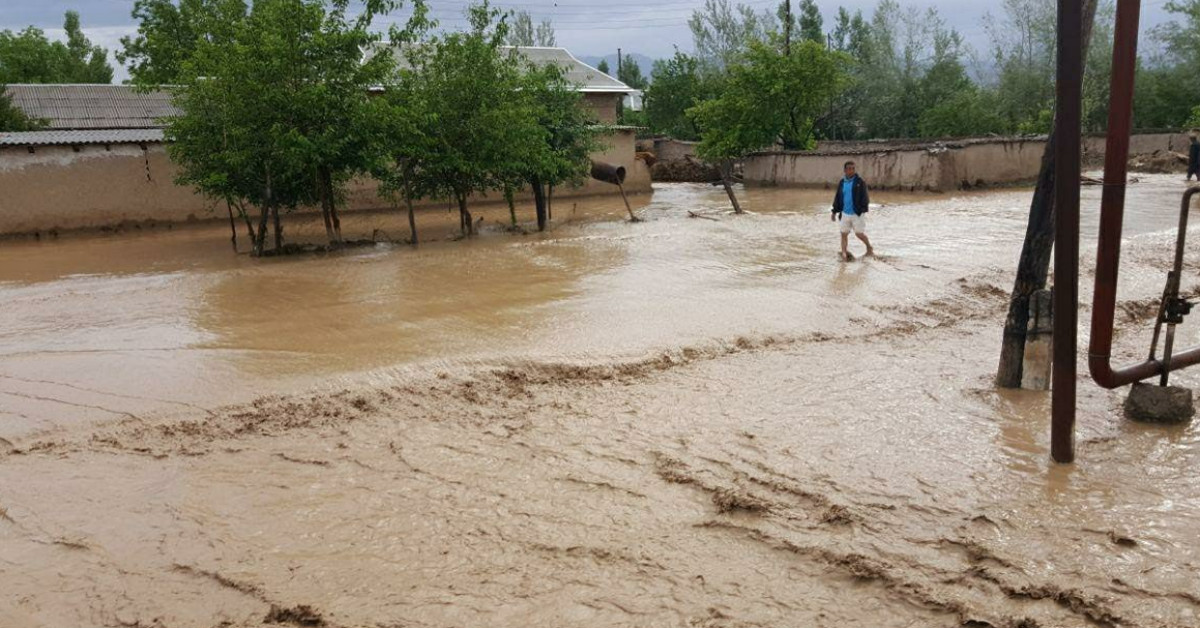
[2,179,1199,627]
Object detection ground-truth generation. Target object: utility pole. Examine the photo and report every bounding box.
[617,48,622,81]
[784,0,793,55]
[1051,0,1083,464]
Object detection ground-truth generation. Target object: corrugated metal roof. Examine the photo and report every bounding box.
[509,47,631,93]
[3,85,179,130]
[0,129,166,147]
[370,44,634,94]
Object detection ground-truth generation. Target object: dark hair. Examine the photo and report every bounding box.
[844,161,856,169]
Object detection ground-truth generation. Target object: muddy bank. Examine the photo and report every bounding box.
[2,178,1199,627]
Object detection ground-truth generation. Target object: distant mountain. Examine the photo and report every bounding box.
[576,53,658,78]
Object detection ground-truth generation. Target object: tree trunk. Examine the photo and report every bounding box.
[722,160,743,214]
[457,193,473,237]
[547,185,554,221]
[320,167,343,245]
[996,0,1101,388]
[254,203,270,257]
[403,176,418,246]
[506,187,518,227]
[225,200,238,253]
[317,169,337,247]
[272,204,283,252]
[532,176,548,232]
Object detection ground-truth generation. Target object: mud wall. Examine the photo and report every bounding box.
[0,130,649,236]
[742,139,1046,192]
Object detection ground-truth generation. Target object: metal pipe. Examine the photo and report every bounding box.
[1088,1,1200,389]
[1089,0,1144,389]
[1052,0,1084,464]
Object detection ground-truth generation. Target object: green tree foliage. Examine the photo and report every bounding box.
[645,51,711,140]
[0,11,114,84]
[167,0,398,255]
[1134,0,1200,129]
[690,38,849,210]
[688,0,777,71]
[0,85,45,131]
[618,58,647,90]
[506,10,556,47]
[596,59,610,75]
[798,0,823,44]
[397,2,546,236]
[118,0,247,86]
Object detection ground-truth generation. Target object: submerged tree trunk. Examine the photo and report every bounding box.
[721,160,743,214]
[996,0,1101,388]
[457,193,474,237]
[531,177,548,232]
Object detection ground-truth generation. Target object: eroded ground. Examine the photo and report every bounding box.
[1,180,1198,627]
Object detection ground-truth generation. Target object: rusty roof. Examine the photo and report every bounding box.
[0,129,166,147]
[3,85,179,130]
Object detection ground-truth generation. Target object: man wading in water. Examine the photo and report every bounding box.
[832,161,875,261]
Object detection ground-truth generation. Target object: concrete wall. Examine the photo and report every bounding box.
[743,138,1047,192]
[0,129,649,236]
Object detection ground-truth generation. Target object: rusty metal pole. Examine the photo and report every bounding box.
[1052,0,1084,464]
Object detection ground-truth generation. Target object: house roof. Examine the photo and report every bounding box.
[3,84,180,130]
[507,47,631,93]
[0,128,166,147]
[371,44,634,94]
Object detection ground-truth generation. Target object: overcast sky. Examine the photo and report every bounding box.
[0,0,1179,82]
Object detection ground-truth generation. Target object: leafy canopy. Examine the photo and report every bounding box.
[0,11,113,84]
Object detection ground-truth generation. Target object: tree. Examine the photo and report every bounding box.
[798,0,823,43]
[0,12,114,83]
[688,0,777,71]
[995,0,1101,388]
[1133,0,1200,129]
[167,0,400,255]
[505,11,555,47]
[517,59,604,230]
[400,1,537,237]
[118,0,246,86]
[0,86,44,131]
[690,38,849,212]
[645,51,710,140]
[618,58,647,90]
[597,58,610,75]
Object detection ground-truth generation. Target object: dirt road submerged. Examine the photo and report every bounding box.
[1,180,1198,627]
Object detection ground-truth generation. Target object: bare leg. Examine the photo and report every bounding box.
[856,232,875,257]
[840,232,850,260]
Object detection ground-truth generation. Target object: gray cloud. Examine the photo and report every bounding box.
[0,0,1178,84]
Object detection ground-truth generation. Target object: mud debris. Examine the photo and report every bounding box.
[264,604,327,626]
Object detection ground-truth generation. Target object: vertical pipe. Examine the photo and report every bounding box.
[1089,0,1142,388]
[1052,0,1084,464]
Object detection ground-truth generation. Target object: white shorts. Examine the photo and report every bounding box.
[839,214,866,235]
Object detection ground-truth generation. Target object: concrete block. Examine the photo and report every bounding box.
[1124,383,1195,424]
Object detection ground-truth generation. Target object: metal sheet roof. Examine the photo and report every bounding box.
[0,129,166,147]
[509,47,631,93]
[3,85,179,130]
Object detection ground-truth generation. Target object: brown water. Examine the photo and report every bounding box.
[1,178,1199,628]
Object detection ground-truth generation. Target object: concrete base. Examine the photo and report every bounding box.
[1124,383,1196,424]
